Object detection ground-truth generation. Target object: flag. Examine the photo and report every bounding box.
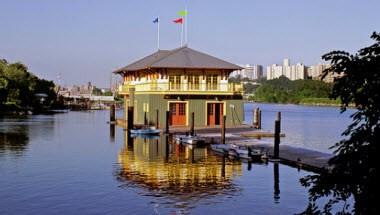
[177,10,188,17]
[153,17,159,23]
[173,18,183,24]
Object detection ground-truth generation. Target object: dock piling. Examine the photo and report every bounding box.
[127,87,135,130]
[144,112,147,126]
[190,112,195,136]
[253,107,262,129]
[253,108,258,127]
[258,109,262,129]
[110,104,115,122]
[273,112,281,159]
[156,109,159,128]
[165,110,170,134]
[221,115,226,144]
[127,107,134,130]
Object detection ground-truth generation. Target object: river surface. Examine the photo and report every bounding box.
[244,103,354,152]
[0,104,353,214]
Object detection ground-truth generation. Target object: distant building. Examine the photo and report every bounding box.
[307,63,340,83]
[231,64,263,80]
[266,58,306,80]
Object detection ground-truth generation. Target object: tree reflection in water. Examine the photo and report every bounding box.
[0,128,29,156]
[115,132,243,211]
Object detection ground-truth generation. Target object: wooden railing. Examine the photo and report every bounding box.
[118,81,243,95]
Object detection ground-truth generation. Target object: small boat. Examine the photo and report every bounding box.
[130,133,160,139]
[130,127,160,135]
[174,134,205,145]
[210,144,233,154]
[229,145,262,160]
[211,144,262,160]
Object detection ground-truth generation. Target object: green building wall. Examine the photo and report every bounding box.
[132,94,244,127]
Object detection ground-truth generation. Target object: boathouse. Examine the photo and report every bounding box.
[114,46,244,127]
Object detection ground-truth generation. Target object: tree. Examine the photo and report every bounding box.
[0,58,57,112]
[299,32,379,214]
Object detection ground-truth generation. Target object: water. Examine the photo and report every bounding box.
[244,103,354,152]
[0,105,352,214]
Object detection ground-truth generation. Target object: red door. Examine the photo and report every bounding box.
[207,103,223,126]
[169,103,186,126]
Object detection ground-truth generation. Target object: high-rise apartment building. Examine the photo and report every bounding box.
[266,59,306,81]
[232,64,263,80]
[307,64,338,83]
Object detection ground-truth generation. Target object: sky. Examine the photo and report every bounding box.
[0,0,379,87]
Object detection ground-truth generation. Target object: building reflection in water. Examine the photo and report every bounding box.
[116,131,243,208]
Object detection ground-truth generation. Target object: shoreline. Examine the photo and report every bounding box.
[244,100,350,108]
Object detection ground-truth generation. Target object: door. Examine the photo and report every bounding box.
[207,103,224,126]
[169,103,186,126]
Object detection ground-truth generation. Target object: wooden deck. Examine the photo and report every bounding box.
[115,118,332,172]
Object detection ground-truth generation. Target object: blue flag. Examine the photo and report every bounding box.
[153,17,159,23]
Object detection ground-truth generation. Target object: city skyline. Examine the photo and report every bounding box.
[1,0,379,87]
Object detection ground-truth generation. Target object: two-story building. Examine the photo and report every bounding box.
[114,46,244,127]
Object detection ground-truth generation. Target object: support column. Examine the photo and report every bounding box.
[127,88,135,130]
[221,115,226,144]
[274,112,281,159]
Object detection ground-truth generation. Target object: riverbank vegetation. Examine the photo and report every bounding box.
[0,59,58,114]
[299,32,379,215]
[247,76,338,105]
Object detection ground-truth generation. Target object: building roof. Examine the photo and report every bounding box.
[114,46,243,73]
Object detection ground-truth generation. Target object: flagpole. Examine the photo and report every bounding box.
[181,21,184,47]
[185,1,188,45]
[157,16,160,50]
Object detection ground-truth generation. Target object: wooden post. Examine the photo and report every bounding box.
[127,107,134,130]
[274,111,281,159]
[221,115,226,144]
[127,87,135,130]
[156,109,159,128]
[144,112,147,126]
[253,108,258,128]
[258,109,262,129]
[110,104,115,122]
[190,112,195,136]
[165,110,170,134]
[124,95,128,126]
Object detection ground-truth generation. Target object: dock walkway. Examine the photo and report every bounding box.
[115,119,333,172]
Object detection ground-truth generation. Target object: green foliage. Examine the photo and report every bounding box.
[0,59,57,112]
[299,32,379,215]
[253,76,333,104]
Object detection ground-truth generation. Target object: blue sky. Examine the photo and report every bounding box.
[1,0,379,87]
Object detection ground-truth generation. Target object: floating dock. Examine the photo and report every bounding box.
[115,119,333,172]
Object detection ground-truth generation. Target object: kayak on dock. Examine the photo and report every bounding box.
[174,134,206,145]
[210,144,263,160]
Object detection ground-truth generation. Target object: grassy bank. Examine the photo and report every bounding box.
[246,97,342,107]
[298,97,341,106]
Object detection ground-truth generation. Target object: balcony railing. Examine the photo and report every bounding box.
[118,81,243,95]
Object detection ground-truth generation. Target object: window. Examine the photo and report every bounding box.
[170,103,176,115]
[188,75,200,90]
[169,75,181,90]
[178,103,186,115]
[206,75,218,90]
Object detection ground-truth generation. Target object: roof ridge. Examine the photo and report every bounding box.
[149,46,190,67]
[147,46,188,68]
